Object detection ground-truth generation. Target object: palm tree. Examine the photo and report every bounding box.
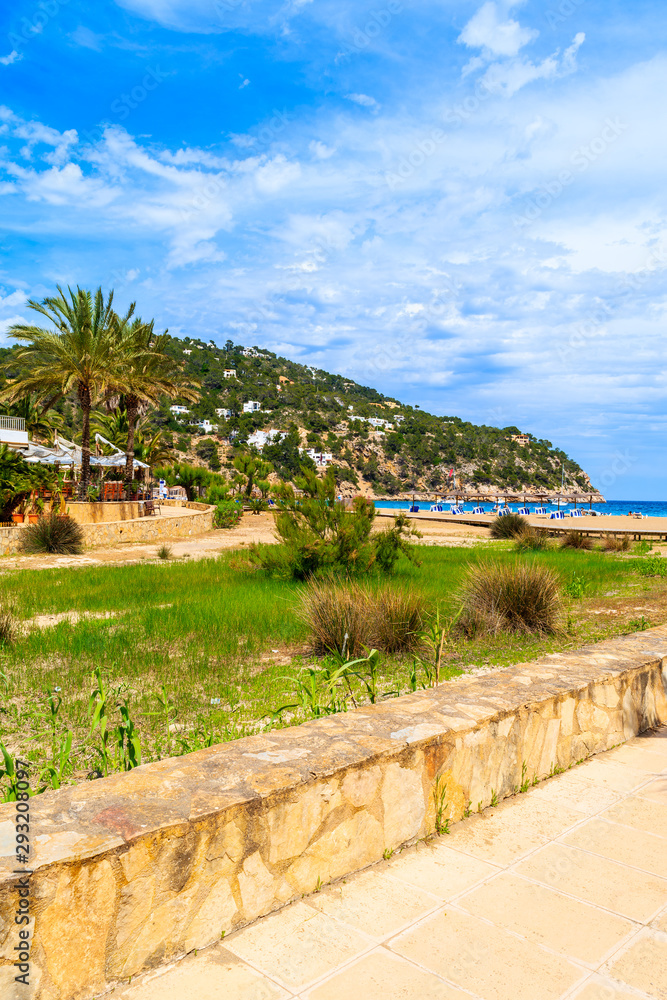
[133,428,175,467]
[114,318,199,484]
[0,287,134,491]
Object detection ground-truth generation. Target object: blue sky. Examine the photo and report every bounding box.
[1,0,665,497]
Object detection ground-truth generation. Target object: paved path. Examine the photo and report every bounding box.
[117,728,667,1000]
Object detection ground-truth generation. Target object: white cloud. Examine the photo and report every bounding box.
[458,2,537,58]
[0,51,22,67]
[480,32,585,97]
[71,26,104,51]
[345,93,379,109]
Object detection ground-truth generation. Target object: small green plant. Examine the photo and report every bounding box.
[565,571,586,599]
[463,800,472,818]
[88,666,113,777]
[415,606,461,685]
[40,731,73,790]
[490,789,498,808]
[433,775,450,835]
[627,615,650,632]
[116,703,142,770]
[246,498,267,515]
[20,512,84,554]
[0,741,25,801]
[146,684,178,753]
[633,539,652,555]
[383,848,394,860]
[513,761,529,794]
[157,544,172,560]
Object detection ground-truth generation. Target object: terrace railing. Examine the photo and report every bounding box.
[0,416,25,431]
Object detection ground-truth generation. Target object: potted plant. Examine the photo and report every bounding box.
[27,494,45,524]
[12,498,26,524]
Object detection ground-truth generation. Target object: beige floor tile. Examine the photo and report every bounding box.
[653,908,667,934]
[636,776,667,804]
[303,949,468,1000]
[515,842,667,922]
[457,872,633,964]
[442,795,583,866]
[607,928,667,998]
[224,901,372,991]
[113,947,290,999]
[575,758,649,794]
[601,745,667,774]
[569,976,642,999]
[524,773,621,816]
[563,818,667,878]
[627,732,667,756]
[600,795,667,840]
[392,908,583,1000]
[306,869,440,938]
[385,842,500,900]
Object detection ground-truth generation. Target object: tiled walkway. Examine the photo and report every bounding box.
[118,727,667,1000]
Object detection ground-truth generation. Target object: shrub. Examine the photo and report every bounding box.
[490,513,527,539]
[157,544,172,560]
[514,527,548,552]
[634,556,667,577]
[603,535,631,552]
[297,579,426,657]
[373,512,422,573]
[560,530,592,550]
[458,560,564,636]
[251,468,376,580]
[20,513,84,555]
[213,500,242,529]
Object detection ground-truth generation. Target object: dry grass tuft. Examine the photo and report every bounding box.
[489,513,528,539]
[20,513,84,555]
[458,560,564,636]
[560,530,592,550]
[296,579,425,657]
[514,527,549,552]
[602,535,631,552]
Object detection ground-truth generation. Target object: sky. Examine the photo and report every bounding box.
[0,0,665,498]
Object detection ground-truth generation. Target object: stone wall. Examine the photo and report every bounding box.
[67,502,142,524]
[0,627,666,999]
[0,502,214,555]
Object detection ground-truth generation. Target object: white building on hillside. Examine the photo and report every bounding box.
[170,405,190,416]
[248,429,287,450]
[304,448,333,467]
[215,408,232,419]
[243,400,261,413]
[223,369,237,378]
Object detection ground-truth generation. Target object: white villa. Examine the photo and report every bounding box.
[170,405,190,416]
[223,370,237,379]
[215,408,232,419]
[243,401,261,413]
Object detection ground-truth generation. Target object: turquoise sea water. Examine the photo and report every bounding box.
[374,500,667,518]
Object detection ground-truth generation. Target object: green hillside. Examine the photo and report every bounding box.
[0,336,599,497]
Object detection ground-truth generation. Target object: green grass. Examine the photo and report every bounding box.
[0,543,660,793]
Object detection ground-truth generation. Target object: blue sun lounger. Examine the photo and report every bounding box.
[549,510,565,519]
[517,507,530,515]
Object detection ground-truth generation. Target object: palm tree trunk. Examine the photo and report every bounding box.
[79,384,92,494]
[125,394,138,486]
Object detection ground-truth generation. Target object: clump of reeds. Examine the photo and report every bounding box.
[20,513,84,555]
[490,513,528,539]
[0,603,17,645]
[157,544,172,560]
[560,530,592,550]
[602,535,630,552]
[514,526,549,552]
[458,560,564,636]
[296,579,425,657]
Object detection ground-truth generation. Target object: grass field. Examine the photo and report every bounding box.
[0,541,664,795]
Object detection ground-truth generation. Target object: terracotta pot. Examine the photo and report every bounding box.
[12,513,24,524]
[28,514,40,524]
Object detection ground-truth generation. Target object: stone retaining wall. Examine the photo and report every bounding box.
[1,627,666,999]
[0,502,214,555]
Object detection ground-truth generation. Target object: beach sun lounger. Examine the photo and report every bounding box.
[517,507,530,515]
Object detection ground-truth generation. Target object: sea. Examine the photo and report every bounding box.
[373,500,667,518]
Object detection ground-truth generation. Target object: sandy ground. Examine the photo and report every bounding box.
[0,510,492,573]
